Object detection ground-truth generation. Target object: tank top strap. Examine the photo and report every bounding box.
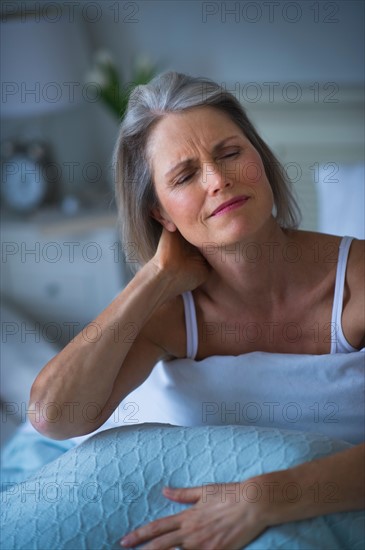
[330,236,357,353]
[181,291,198,360]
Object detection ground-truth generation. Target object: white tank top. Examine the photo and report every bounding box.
[68,235,364,446]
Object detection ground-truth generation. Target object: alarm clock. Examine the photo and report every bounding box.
[1,140,60,214]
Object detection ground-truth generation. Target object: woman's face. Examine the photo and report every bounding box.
[147,106,274,248]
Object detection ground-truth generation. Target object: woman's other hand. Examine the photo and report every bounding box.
[119,479,269,550]
[150,228,211,297]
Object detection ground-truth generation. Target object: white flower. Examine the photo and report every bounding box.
[94,49,115,67]
[134,54,153,73]
[84,68,109,89]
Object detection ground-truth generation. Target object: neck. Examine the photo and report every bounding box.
[198,219,299,310]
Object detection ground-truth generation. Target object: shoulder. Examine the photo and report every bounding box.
[287,230,364,348]
[296,230,364,307]
[285,229,341,257]
[141,294,187,360]
[283,229,342,273]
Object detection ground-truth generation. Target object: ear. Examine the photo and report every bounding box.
[150,206,177,232]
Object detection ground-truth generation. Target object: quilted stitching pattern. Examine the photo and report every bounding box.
[1,423,364,549]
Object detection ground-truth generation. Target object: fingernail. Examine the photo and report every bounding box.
[120,536,131,547]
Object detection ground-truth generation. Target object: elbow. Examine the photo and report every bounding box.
[27,380,73,440]
[27,404,91,441]
[27,394,100,441]
[27,381,103,440]
[27,399,69,441]
[27,382,50,438]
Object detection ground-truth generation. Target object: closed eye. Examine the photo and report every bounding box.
[221,150,240,159]
[176,172,195,185]
[175,151,240,184]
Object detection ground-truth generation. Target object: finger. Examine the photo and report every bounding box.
[120,514,181,548]
[163,486,202,503]
[141,531,183,550]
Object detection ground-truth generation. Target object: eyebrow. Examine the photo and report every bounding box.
[164,135,242,179]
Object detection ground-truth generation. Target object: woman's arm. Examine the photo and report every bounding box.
[28,229,210,440]
[119,443,364,549]
[262,441,365,525]
[28,261,174,439]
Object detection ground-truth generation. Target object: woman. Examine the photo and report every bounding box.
[29,72,364,549]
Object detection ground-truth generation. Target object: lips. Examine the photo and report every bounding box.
[210,195,250,217]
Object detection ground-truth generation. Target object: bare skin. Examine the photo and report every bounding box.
[29,106,365,549]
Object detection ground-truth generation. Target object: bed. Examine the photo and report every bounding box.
[1,301,364,549]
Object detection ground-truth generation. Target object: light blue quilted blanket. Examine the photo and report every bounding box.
[1,423,364,549]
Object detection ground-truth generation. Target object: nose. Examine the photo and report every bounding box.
[201,161,232,195]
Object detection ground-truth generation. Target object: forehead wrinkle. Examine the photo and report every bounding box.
[150,131,207,182]
[147,108,241,183]
[164,130,219,180]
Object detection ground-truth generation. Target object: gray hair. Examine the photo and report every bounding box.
[113,71,301,272]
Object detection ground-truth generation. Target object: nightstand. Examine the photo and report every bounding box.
[1,207,134,348]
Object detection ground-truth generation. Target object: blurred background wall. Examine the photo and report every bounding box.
[1,0,364,443]
[1,0,364,225]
